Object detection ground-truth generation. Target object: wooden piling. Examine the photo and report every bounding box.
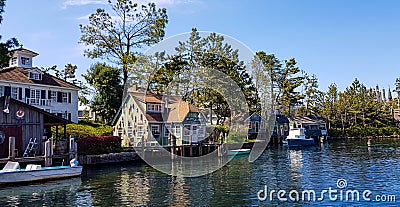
[44,138,53,166]
[8,137,15,160]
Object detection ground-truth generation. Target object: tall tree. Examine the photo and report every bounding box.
[277,58,304,116]
[302,73,320,115]
[83,63,123,124]
[79,0,168,86]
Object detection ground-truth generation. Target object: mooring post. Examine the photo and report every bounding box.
[69,135,77,160]
[44,138,53,166]
[8,137,15,160]
[171,134,176,160]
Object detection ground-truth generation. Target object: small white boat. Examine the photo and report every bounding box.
[0,159,83,184]
[228,149,251,156]
[286,128,315,147]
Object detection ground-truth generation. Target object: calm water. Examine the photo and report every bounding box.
[1,139,400,207]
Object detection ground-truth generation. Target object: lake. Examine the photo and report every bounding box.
[0,139,399,206]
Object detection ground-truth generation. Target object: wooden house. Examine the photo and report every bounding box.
[112,89,207,147]
[0,48,80,123]
[289,116,328,138]
[0,96,71,158]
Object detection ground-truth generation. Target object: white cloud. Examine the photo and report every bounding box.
[62,0,107,9]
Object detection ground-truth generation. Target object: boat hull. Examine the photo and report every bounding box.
[287,138,315,147]
[228,149,251,156]
[0,166,83,184]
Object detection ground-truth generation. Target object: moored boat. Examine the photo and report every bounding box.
[0,159,83,184]
[228,149,251,156]
[285,128,315,147]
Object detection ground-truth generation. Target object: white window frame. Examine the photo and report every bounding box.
[173,125,181,137]
[147,103,162,112]
[184,125,191,136]
[62,92,68,103]
[11,57,17,65]
[11,87,19,100]
[137,126,144,137]
[51,91,57,101]
[151,125,160,136]
[21,57,30,65]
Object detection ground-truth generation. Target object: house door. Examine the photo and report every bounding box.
[0,126,23,158]
[191,125,198,143]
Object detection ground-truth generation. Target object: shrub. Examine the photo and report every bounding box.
[76,136,122,155]
[52,123,113,139]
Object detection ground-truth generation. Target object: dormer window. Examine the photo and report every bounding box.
[28,70,43,80]
[11,57,17,65]
[21,57,30,65]
[147,103,163,112]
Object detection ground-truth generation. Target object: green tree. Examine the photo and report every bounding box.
[83,63,123,124]
[277,58,304,116]
[148,28,259,124]
[79,0,168,86]
[302,73,320,115]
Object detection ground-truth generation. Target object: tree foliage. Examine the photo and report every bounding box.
[145,28,259,124]
[83,63,123,124]
[79,0,168,85]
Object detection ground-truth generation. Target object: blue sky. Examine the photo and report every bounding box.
[1,0,399,94]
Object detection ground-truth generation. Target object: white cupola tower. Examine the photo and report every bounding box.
[9,48,39,68]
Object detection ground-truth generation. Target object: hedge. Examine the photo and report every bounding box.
[76,136,122,155]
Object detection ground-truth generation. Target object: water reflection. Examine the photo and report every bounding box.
[0,139,399,206]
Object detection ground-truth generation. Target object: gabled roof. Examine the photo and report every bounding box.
[0,96,72,126]
[112,91,205,125]
[289,116,326,124]
[0,67,80,89]
[166,101,201,122]
[11,48,39,57]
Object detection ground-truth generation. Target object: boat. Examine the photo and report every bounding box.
[285,128,315,147]
[0,159,83,184]
[228,149,251,156]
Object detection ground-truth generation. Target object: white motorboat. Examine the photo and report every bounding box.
[0,159,82,184]
[285,128,315,147]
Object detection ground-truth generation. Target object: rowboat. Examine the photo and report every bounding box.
[0,159,82,184]
[228,149,251,156]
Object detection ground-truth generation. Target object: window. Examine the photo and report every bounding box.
[62,92,68,103]
[21,57,30,65]
[11,57,17,65]
[184,125,191,136]
[164,125,171,137]
[78,111,83,117]
[11,87,19,100]
[0,86,3,96]
[51,91,57,101]
[172,125,181,137]
[29,72,41,80]
[147,104,162,112]
[30,89,40,105]
[137,126,144,137]
[248,122,252,129]
[151,125,160,136]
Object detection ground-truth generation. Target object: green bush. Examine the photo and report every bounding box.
[52,122,113,139]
